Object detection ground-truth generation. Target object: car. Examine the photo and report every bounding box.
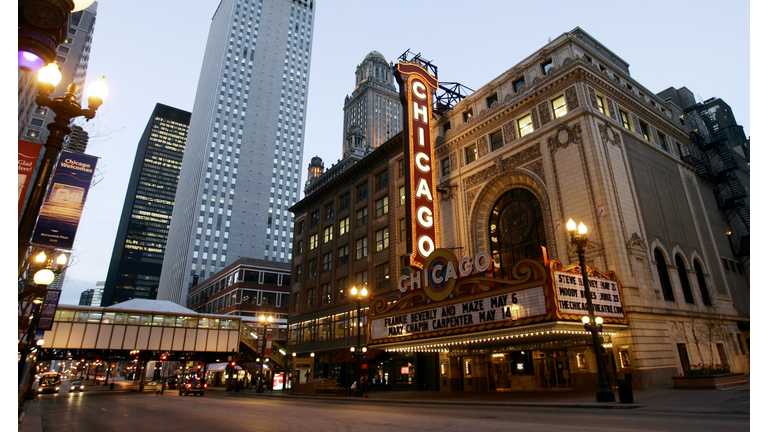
[70,381,85,392]
[95,376,107,382]
[164,377,178,389]
[179,378,206,396]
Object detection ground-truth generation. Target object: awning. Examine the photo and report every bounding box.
[207,362,242,371]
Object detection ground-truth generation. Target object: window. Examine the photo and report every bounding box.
[309,233,318,250]
[488,188,547,278]
[677,343,690,371]
[675,255,695,304]
[340,193,350,210]
[337,277,348,301]
[398,159,404,178]
[654,249,675,301]
[463,109,473,122]
[321,283,331,305]
[376,170,389,191]
[339,217,349,236]
[323,225,333,243]
[441,158,451,177]
[518,113,533,137]
[294,293,300,312]
[465,144,478,164]
[399,218,407,242]
[338,245,349,266]
[357,182,368,202]
[306,288,315,309]
[296,241,303,255]
[355,270,368,287]
[308,259,317,277]
[375,196,389,217]
[325,204,334,220]
[694,260,712,306]
[619,109,633,131]
[310,211,320,227]
[442,122,452,134]
[376,263,390,290]
[295,265,302,282]
[639,121,652,142]
[399,186,406,205]
[297,220,305,234]
[513,77,526,92]
[658,132,668,151]
[551,95,568,119]
[541,59,553,75]
[490,130,503,151]
[596,94,607,116]
[356,237,368,259]
[322,253,332,272]
[376,227,390,251]
[486,93,498,108]
[356,207,368,227]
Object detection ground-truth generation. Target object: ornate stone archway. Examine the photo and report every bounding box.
[468,170,554,261]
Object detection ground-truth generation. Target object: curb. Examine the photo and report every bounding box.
[216,392,647,410]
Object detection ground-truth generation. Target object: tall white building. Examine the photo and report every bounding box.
[158,0,315,305]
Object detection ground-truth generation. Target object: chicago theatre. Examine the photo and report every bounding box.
[287,28,749,392]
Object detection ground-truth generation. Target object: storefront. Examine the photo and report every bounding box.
[369,249,628,392]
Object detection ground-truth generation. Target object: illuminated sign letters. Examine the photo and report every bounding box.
[395,62,439,270]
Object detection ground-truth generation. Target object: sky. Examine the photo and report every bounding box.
[10,0,753,306]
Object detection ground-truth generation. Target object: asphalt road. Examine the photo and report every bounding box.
[27,389,749,432]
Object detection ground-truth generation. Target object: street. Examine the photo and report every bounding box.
[23,388,749,432]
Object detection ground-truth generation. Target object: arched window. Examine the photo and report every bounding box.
[654,248,675,301]
[488,188,546,279]
[675,254,695,304]
[694,260,712,306]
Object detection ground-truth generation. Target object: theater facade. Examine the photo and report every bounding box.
[287,27,749,392]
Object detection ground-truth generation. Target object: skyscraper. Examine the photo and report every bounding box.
[102,104,190,306]
[158,0,315,305]
[341,51,401,155]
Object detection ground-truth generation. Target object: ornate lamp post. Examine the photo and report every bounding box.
[566,219,615,402]
[18,62,108,276]
[18,249,68,409]
[258,315,273,391]
[350,284,368,396]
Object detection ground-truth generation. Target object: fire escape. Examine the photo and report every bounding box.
[680,107,749,257]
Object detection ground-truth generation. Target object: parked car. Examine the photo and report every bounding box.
[179,377,206,396]
[70,381,85,392]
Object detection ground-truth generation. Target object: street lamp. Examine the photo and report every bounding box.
[566,219,615,402]
[18,62,108,276]
[18,248,68,409]
[350,285,368,397]
[258,315,273,391]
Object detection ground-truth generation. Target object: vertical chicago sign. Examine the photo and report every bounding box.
[395,62,439,270]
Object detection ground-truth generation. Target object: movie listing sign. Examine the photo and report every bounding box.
[371,286,547,341]
[553,271,624,318]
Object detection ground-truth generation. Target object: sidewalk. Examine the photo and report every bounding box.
[218,381,750,414]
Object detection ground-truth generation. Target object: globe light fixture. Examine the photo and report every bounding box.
[33,269,56,286]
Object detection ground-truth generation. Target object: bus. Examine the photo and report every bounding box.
[38,372,62,394]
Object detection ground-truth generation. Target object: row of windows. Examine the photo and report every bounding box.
[447,93,569,171]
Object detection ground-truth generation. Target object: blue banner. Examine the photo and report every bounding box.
[31,150,98,250]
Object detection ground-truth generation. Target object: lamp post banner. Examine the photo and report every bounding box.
[37,289,61,331]
[18,140,43,217]
[31,150,98,250]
